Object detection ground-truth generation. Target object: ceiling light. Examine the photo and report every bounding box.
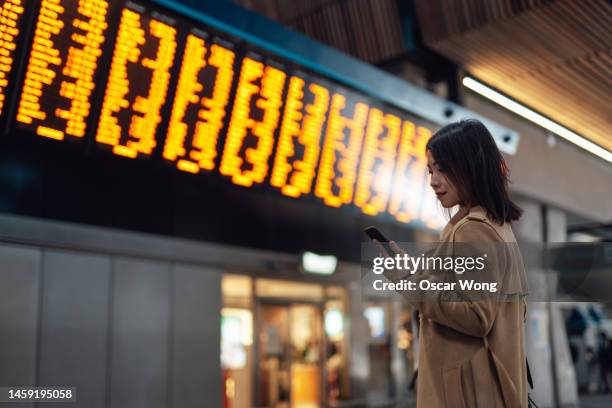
[462,76,612,163]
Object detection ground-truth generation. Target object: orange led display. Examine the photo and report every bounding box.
[314,93,368,208]
[163,34,235,173]
[95,6,177,158]
[0,0,26,116]
[270,76,330,198]
[15,0,110,140]
[5,0,442,229]
[219,57,286,187]
[417,126,445,229]
[388,121,431,223]
[354,108,401,216]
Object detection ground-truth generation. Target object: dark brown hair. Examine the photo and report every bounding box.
[426,119,522,224]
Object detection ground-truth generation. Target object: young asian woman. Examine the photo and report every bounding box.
[375,119,530,408]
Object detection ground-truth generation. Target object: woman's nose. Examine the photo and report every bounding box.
[430,175,440,189]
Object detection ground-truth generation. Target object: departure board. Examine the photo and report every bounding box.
[95,2,177,158]
[6,0,444,228]
[0,0,27,117]
[314,89,369,208]
[388,122,432,223]
[219,55,287,187]
[354,106,401,216]
[269,73,330,199]
[162,30,235,173]
[16,0,112,140]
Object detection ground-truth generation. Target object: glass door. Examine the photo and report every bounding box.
[256,302,323,408]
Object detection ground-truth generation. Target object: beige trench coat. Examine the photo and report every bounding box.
[413,205,529,408]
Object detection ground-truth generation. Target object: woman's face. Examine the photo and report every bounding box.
[426,150,461,208]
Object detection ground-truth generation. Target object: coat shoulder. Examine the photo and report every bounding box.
[452,216,504,243]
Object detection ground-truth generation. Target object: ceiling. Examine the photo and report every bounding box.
[235,0,611,152]
[415,0,612,151]
[233,0,406,63]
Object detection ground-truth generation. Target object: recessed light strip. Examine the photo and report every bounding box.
[462,76,612,163]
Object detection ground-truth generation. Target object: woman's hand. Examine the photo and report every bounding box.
[372,239,405,258]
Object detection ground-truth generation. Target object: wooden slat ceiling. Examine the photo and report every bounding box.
[235,0,611,152]
[415,0,612,152]
[233,0,406,63]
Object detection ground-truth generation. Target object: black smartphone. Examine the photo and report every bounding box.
[363,226,396,255]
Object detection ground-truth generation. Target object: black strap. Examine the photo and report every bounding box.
[524,303,534,390]
[526,358,533,390]
[409,369,418,390]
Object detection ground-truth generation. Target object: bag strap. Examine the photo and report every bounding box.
[524,301,534,390]
[526,358,534,390]
[409,369,418,390]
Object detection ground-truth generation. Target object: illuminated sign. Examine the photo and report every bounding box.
[16,0,111,140]
[314,92,369,208]
[0,0,27,116]
[7,0,443,228]
[219,56,286,187]
[388,123,432,223]
[162,32,235,173]
[354,108,401,216]
[270,75,329,198]
[95,3,177,158]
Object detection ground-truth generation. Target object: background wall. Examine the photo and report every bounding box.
[0,241,222,408]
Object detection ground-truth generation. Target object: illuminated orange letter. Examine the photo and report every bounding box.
[314,93,368,207]
[388,121,430,223]
[95,8,177,158]
[163,35,235,173]
[219,57,286,187]
[16,0,110,140]
[354,108,401,215]
[270,77,330,197]
[0,0,26,116]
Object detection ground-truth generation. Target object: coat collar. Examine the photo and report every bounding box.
[449,205,488,226]
[440,205,489,241]
[466,205,488,221]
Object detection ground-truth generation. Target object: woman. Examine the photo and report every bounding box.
[378,119,529,407]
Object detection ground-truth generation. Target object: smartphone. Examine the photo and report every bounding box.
[363,226,396,255]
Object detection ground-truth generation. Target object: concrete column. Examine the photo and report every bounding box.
[514,199,579,408]
[547,207,579,407]
[515,199,556,408]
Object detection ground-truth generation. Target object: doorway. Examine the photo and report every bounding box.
[256,302,323,408]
